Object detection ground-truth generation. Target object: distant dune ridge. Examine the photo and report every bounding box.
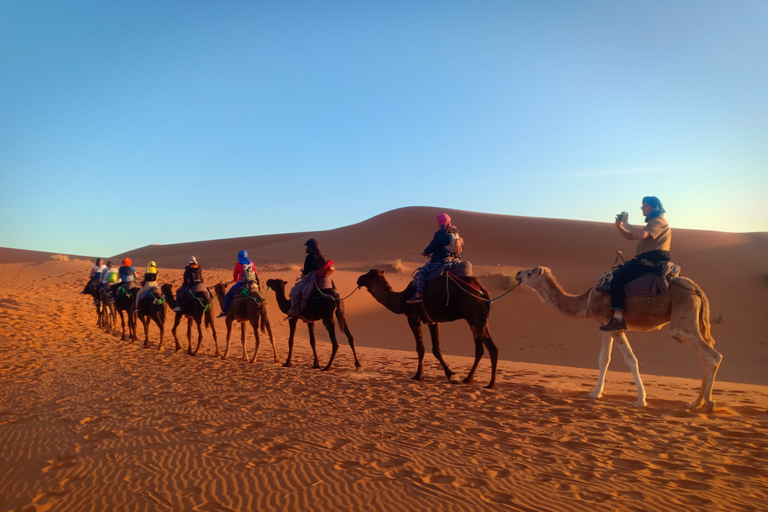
[1,207,768,511]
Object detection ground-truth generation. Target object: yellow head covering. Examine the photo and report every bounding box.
[146,261,157,274]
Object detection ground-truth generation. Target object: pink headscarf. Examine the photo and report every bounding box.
[436,213,451,226]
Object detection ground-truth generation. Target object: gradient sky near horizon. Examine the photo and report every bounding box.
[2,0,767,257]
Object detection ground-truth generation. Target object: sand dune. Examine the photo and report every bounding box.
[1,208,768,511]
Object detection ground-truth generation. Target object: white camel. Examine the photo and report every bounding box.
[515,267,723,411]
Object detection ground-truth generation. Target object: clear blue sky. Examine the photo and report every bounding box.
[1,0,766,257]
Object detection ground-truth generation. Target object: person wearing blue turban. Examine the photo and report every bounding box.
[600,196,671,331]
[217,250,260,318]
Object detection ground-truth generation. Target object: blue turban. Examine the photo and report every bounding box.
[642,196,666,222]
[238,250,251,266]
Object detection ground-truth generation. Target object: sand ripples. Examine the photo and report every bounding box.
[2,263,768,511]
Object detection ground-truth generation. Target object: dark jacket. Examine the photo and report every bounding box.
[183,265,204,286]
[302,251,326,276]
[424,229,451,262]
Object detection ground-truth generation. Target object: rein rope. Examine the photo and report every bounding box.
[240,286,264,304]
[445,271,521,305]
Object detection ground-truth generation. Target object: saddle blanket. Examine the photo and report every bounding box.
[597,261,681,296]
[411,261,473,288]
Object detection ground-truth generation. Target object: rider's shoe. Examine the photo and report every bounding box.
[599,317,627,331]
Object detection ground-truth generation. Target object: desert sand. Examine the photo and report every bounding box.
[1,207,767,511]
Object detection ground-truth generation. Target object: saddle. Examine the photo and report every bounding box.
[597,261,681,296]
[116,282,139,296]
[233,282,263,303]
[411,261,473,287]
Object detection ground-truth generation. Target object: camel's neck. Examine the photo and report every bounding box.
[366,280,407,314]
[162,287,177,308]
[272,287,291,314]
[214,287,225,308]
[533,275,591,318]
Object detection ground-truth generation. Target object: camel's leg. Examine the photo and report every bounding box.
[141,316,150,349]
[249,319,259,364]
[186,318,194,355]
[336,308,361,369]
[407,317,425,381]
[321,316,339,372]
[307,322,320,369]
[426,323,455,382]
[192,318,204,356]
[674,332,723,412]
[222,319,233,360]
[283,319,298,367]
[478,325,499,389]
[613,332,647,407]
[129,310,137,343]
[241,322,249,361]
[171,313,182,352]
[463,324,498,388]
[588,332,614,400]
[154,314,165,351]
[259,309,280,364]
[118,310,127,341]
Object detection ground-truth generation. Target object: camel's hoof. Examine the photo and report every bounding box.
[356,366,363,373]
[587,392,602,399]
[686,400,712,412]
[462,377,473,384]
[411,375,424,381]
[448,374,461,384]
[283,362,293,368]
[632,400,648,407]
[321,366,331,372]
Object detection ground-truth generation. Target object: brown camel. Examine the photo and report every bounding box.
[213,282,280,364]
[356,269,499,389]
[113,283,138,342]
[136,287,174,351]
[515,266,723,411]
[265,278,361,371]
[161,283,220,357]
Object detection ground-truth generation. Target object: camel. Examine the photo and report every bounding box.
[356,269,499,389]
[136,287,174,351]
[265,278,361,371]
[515,266,723,411]
[161,283,220,357]
[113,284,138,342]
[213,282,280,364]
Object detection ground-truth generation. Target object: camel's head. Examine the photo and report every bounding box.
[515,267,551,288]
[214,282,227,295]
[160,282,174,296]
[357,269,385,289]
[265,278,287,291]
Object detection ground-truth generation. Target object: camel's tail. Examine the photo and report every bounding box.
[697,286,715,347]
[259,306,269,334]
[335,302,349,332]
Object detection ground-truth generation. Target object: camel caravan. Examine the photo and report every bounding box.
[80,204,724,412]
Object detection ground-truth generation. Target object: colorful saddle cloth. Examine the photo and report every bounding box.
[411,260,473,288]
